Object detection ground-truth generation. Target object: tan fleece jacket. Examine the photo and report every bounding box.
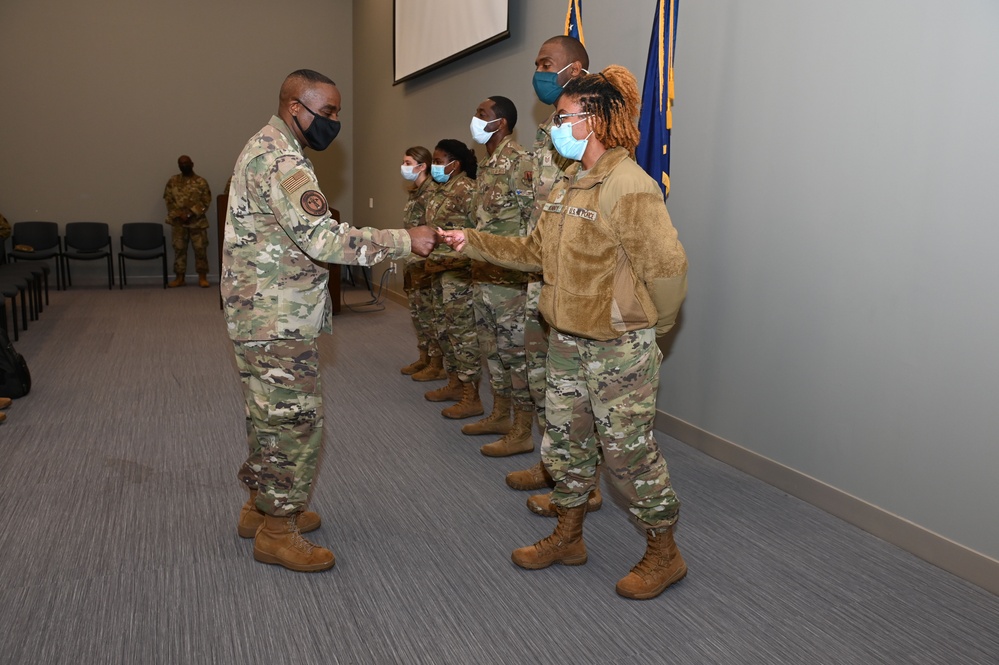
[463,147,687,341]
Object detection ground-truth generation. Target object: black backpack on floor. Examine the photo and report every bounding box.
[0,327,30,398]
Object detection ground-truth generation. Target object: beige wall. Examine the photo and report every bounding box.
[0,0,353,282]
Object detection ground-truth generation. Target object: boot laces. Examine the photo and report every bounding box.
[287,519,315,554]
[630,532,671,579]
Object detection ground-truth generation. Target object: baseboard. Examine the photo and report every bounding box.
[655,411,999,597]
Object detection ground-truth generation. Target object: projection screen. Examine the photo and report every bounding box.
[394,0,510,84]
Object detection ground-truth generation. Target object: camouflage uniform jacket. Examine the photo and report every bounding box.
[528,112,575,233]
[463,147,687,341]
[222,115,412,341]
[424,173,476,274]
[473,135,535,284]
[402,176,437,268]
[163,173,212,228]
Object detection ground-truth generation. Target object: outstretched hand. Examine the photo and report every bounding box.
[407,226,438,257]
[436,227,467,252]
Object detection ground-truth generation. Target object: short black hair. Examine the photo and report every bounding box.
[288,69,336,86]
[488,96,518,132]
[436,139,477,180]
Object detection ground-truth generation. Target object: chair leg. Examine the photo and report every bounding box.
[107,255,113,289]
[161,254,168,288]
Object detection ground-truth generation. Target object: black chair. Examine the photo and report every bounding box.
[0,269,29,341]
[8,221,61,294]
[118,223,167,289]
[63,222,114,289]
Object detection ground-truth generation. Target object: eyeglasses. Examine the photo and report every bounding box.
[553,112,591,128]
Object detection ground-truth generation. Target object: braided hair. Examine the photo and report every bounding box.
[435,139,478,179]
[560,65,641,158]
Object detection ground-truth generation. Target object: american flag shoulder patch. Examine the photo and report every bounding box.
[280,170,311,194]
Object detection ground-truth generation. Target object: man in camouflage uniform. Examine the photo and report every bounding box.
[462,96,536,457]
[163,155,212,288]
[506,36,604,517]
[222,69,436,573]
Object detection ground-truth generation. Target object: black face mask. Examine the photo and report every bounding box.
[180,166,194,176]
[294,99,341,151]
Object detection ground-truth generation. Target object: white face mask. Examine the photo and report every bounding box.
[401,164,422,181]
[469,116,499,144]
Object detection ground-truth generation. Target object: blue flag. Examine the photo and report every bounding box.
[636,0,679,198]
[564,0,584,45]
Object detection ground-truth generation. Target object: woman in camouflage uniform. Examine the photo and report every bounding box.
[422,140,483,420]
[398,146,444,380]
[438,67,689,599]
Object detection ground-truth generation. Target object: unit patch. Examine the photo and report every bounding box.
[300,190,328,216]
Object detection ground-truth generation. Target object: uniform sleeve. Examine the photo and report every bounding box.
[612,191,688,335]
[268,156,411,265]
[196,178,212,214]
[510,152,536,233]
[463,226,542,274]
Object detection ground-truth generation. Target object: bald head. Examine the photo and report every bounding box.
[277,69,342,149]
[542,35,589,71]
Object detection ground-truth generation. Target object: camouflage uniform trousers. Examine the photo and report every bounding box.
[439,268,481,383]
[170,223,210,276]
[473,281,530,410]
[524,279,549,428]
[405,264,440,357]
[430,272,456,373]
[233,339,323,517]
[542,328,680,528]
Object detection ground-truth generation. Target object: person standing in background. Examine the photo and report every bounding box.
[422,139,483,420]
[506,35,604,518]
[164,155,212,288]
[398,146,445,381]
[462,96,536,457]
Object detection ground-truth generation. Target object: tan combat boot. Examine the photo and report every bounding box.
[527,488,602,516]
[168,275,185,288]
[615,525,687,599]
[400,348,430,375]
[253,513,335,572]
[506,460,554,491]
[198,273,210,288]
[237,490,322,538]
[0,397,11,409]
[424,372,462,402]
[461,394,512,436]
[480,408,534,456]
[511,503,588,569]
[0,412,5,424]
[412,354,446,381]
[441,380,483,419]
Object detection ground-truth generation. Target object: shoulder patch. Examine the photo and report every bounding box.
[300,190,328,217]
[280,170,311,194]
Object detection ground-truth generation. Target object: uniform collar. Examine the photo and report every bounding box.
[268,115,304,152]
[564,146,631,189]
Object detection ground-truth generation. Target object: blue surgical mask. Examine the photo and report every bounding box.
[550,120,591,162]
[431,160,455,183]
[532,63,573,105]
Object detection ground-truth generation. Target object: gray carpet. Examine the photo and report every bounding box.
[0,284,997,665]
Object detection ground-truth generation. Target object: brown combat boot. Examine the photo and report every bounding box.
[441,380,483,419]
[506,460,554,491]
[511,503,588,569]
[168,275,185,288]
[253,513,335,572]
[237,490,321,538]
[615,525,687,599]
[198,273,210,288]
[0,397,10,409]
[0,412,5,424]
[480,409,534,456]
[461,394,512,436]
[401,348,430,375]
[424,372,462,402]
[527,488,602,516]
[412,354,446,382]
